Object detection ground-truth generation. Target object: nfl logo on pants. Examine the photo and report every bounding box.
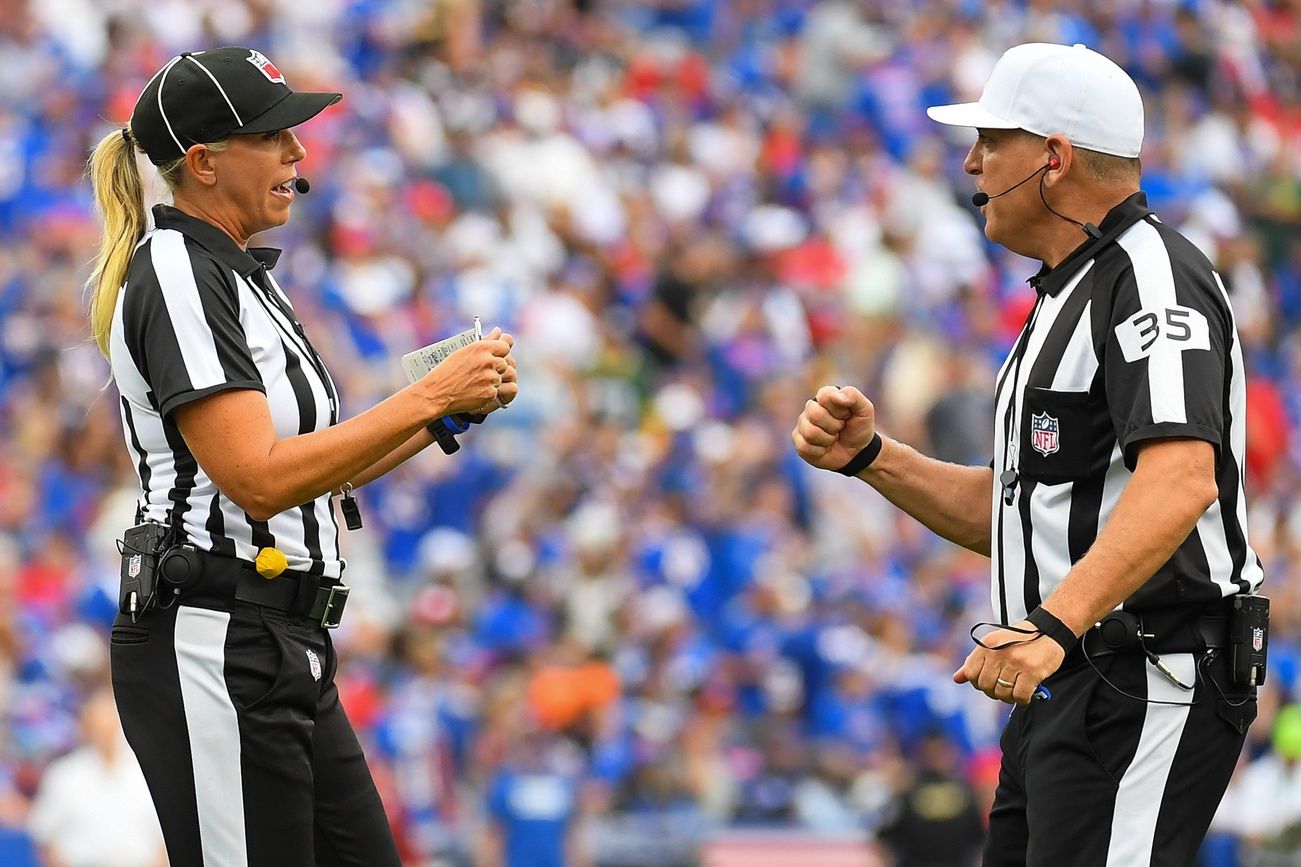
[1031,412,1059,457]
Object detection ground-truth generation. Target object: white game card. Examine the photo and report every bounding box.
[400,317,482,383]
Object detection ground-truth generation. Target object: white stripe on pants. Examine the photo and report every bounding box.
[1106,652,1196,866]
[174,605,248,866]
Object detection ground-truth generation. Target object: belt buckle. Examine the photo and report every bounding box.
[318,583,350,629]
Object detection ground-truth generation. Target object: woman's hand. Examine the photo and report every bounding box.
[419,327,516,417]
[488,330,517,412]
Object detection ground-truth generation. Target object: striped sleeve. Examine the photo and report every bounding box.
[1105,220,1229,469]
[121,231,265,418]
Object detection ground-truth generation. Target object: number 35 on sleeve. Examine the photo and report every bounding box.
[1114,305,1211,363]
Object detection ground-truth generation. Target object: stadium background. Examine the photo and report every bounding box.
[0,0,1298,865]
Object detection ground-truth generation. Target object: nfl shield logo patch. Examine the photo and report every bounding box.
[1253,627,1264,652]
[1031,412,1060,457]
[306,649,322,682]
[246,50,285,84]
[128,554,142,578]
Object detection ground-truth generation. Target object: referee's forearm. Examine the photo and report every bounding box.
[259,389,436,514]
[854,436,994,555]
[175,386,444,521]
[1039,439,1217,635]
[345,428,438,491]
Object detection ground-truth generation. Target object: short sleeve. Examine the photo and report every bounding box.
[1105,222,1229,469]
[121,231,264,418]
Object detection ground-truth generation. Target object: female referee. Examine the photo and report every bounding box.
[85,47,516,866]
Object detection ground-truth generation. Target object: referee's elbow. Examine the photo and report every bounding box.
[224,478,312,522]
[244,506,280,523]
[1170,463,1218,518]
[230,489,282,523]
[1190,476,1219,515]
[243,504,280,523]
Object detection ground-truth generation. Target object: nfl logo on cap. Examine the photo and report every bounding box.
[1031,412,1060,457]
[246,50,284,84]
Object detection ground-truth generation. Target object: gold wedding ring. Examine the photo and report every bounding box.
[996,677,1015,689]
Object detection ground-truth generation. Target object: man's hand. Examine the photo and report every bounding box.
[791,385,877,472]
[954,620,1066,705]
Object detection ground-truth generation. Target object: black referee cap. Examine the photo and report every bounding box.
[130,47,342,166]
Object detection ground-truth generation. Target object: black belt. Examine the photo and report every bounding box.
[178,548,350,629]
[1064,601,1232,667]
[1134,604,1231,653]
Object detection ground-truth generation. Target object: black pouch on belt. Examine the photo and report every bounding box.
[1228,595,1269,688]
[119,522,170,617]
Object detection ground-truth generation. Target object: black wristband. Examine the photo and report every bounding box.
[836,432,883,477]
[426,420,461,455]
[1026,606,1078,654]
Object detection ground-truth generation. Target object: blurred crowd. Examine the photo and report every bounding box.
[0,0,1299,865]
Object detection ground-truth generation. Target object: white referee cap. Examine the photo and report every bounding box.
[927,43,1144,159]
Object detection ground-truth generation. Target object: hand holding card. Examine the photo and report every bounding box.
[401,317,484,384]
[404,319,516,451]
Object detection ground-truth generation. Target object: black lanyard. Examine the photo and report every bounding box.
[246,267,363,528]
[998,289,1047,506]
[249,266,339,425]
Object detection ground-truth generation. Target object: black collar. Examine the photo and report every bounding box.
[1027,191,1153,297]
[152,205,282,277]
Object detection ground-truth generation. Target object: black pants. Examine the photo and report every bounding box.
[109,564,400,867]
[984,648,1255,866]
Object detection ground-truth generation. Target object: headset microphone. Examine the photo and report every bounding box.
[972,156,1103,239]
[970,161,1053,208]
[293,177,310,195]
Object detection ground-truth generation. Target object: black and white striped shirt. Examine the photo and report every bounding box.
[991,192,1263,625]
[110,205,344,579]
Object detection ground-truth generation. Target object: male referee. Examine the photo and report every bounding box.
[793,43,1263,866]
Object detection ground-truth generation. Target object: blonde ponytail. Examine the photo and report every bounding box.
[86,126,147,357]
[86,129,230,356]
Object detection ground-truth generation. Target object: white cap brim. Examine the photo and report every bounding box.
[926,101,1020,130]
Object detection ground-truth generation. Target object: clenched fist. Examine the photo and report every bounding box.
[791,385,877,472]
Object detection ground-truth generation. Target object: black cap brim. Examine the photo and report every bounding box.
[233,91,342,135]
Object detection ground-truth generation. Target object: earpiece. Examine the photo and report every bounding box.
[972,157,1061,208]
[972,151,1101,240]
